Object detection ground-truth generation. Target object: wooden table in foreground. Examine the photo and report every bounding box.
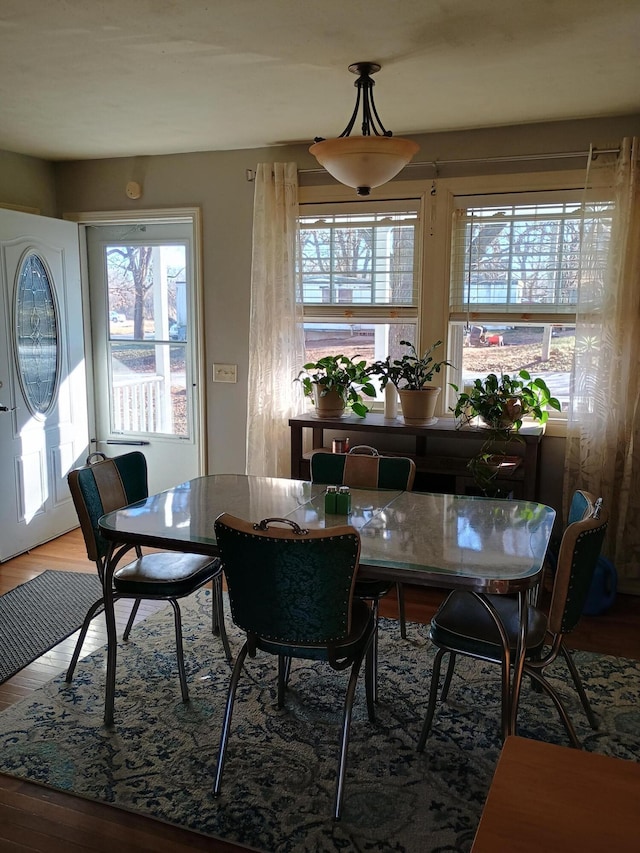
[472,736,640,852]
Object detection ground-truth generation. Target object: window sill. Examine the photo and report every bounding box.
[541,417,567,438]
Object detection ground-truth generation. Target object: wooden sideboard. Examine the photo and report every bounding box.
[289,412,544,499]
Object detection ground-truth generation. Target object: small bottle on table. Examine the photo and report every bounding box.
[336,486,351,515]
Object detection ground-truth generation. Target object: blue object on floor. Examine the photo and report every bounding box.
[582,556,617,616]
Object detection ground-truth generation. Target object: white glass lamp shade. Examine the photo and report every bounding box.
[309,135,419,195]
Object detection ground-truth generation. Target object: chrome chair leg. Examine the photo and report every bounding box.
[277,654,287,708]
[499,644,512,742]
[212,574,232,663]
[526,669,581,748]
[364,636,376,723]
[282,655,292,685]
[397,583,407,639]
[334,645,368,821]
[214,642,249,796]
[123,598,142,641]
[440,652,457,701]
[417,646,446,752]
[371,599,380,703]
[169,599,189,703]
[104,576,119,727]
[560,644,598,729]
[66,597,105,682]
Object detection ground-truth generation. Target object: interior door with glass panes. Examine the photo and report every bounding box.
[86,221,201,494]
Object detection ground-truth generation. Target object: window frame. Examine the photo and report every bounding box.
[299,167,612,432]
[297,196,424,405]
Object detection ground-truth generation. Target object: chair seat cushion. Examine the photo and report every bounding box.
[257,597,375,662]
[429,591,548,660]
[353,579,394,601]
[114,552,221,597]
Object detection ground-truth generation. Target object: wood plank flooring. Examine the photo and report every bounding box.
[0,528,638,852]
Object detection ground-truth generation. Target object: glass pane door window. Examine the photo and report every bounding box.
[106,243,189,437]
[15,252,59,417]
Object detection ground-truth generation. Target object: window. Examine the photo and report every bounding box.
[298,200,420,398]
[103,241,190,436]
[15,253,59,416]
[447,192,613,414]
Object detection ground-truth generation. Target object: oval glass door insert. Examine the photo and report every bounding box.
[15,252,60,415]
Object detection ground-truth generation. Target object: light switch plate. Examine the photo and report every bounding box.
[213,363,237,383]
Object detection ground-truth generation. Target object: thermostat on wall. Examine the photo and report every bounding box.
[126,181,142,199]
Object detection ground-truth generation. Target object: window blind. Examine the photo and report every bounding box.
[449,198,613,320]
[299,199,420,308]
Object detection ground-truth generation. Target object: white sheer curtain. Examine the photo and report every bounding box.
[246,162,305,477]
[564,138,640,592]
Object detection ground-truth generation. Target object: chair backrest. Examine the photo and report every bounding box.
[68,451,148,563]
[548,495,609,635]
[214,514,361,646]
[567,488,596,524]
[310,448,416,491]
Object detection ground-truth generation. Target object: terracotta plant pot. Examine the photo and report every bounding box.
[398,387,440,425]
[479,397,523,429]
[313,384,346,419]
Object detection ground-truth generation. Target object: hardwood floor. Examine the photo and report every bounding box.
[1,529,638,852]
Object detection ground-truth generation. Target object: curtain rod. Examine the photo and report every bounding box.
[297,146,620,175]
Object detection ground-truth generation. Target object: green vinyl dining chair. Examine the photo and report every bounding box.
[418,493,608,750]
[530,488,599,608]
[213,514,376,821]
[311,445,416,701]
[67,451,231,725]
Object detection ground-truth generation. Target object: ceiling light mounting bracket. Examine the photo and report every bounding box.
[344,62,391,139]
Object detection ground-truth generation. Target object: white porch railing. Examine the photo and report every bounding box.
[112,376,166,432]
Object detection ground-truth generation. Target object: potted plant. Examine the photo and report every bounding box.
[296,354,376,418]
[450,370,561,495]
[451,370,561,430]
[368,340,452,425]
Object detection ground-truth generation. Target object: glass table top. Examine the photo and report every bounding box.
[99,474,556,592]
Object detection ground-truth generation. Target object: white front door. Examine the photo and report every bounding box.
[86,220,202,494]
[0,208,89,561]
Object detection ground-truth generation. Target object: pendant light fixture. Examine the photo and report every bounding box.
[309,62,419,196]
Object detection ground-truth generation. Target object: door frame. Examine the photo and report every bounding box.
[64,207,207,476]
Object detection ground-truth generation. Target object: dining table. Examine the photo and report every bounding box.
[98,473,556,735]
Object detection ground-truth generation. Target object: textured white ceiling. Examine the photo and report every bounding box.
[1,0,639,161]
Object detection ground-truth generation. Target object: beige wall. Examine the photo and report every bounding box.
[2,113,640,517]
[54,146,303,475]
[0,150,57,216]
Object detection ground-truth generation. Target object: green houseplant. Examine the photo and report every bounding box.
[368,340,452,424]
[296,354,376,418]
[451,370,561,430]
[450,370,561,495]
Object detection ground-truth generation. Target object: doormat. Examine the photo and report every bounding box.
[0,570,102,683]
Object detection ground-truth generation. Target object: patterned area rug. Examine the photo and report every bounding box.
[0,570,102,683]
[0,589,638,853]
